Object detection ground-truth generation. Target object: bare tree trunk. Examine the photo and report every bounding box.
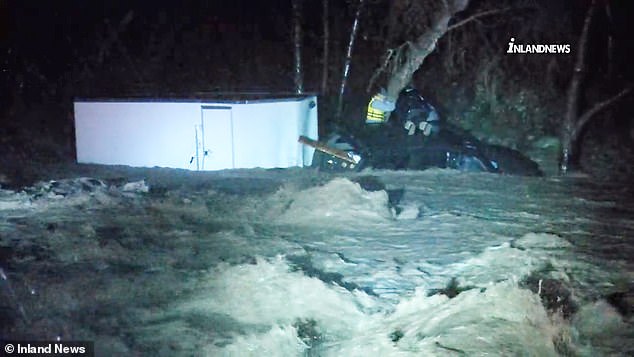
[559,1,632,174]
[384,0,470,101]
[292,0,303,94]
[321,0,329,94]
[559,2,594,174]
[369,1,509,95]
[336,0,365,119]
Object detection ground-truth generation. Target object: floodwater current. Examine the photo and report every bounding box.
[0,168,632,356]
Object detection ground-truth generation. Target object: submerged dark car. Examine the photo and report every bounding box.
[311,124,543,176]
[311,86,542,176]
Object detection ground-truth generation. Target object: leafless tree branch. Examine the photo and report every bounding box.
[573,86,632,139]
[366,42,410,93]
[382,0,470,100]
[447,7,512,32]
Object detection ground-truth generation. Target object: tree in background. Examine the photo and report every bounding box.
[361,0,632,175]
[336,0,366,120]
[292,0,304,94]
[559,0,631,174]
[368,0,471,102]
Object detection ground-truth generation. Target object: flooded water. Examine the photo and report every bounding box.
[1,168,632,356]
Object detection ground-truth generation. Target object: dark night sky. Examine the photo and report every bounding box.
[3,1,297,75]
[4,0,634,83]
[2,0,634,110]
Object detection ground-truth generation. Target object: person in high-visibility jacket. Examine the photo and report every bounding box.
[365,90,396,125]
[366,86,440,137]
[363,85,441,169]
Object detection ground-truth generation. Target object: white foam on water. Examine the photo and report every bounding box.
[445,233,574,287]
[275,178,394,225]
[177,256,379,341]
[123,172,632,355]
[513,232,574,250]
[203,324,309,357]
[329,282,561,356]
[177,256,565,356]
[142,237,624,353]
[167,252,559,356]
[394,203,420,220]
[4,169,632,355]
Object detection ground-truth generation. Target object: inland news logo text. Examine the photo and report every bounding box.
[506,38,571,54]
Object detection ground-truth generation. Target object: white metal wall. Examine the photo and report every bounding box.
[74,97,318,170]
[230,96,318,169]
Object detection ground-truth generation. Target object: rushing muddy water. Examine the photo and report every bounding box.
[1,167,632,356]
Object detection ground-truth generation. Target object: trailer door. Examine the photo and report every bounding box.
[201,106,234,170]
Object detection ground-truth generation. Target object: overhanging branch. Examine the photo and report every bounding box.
[573,86,633,138]
[447,7,512,32]
[381,0,472,100]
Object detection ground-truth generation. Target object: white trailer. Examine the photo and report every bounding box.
[74,95,318,170]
